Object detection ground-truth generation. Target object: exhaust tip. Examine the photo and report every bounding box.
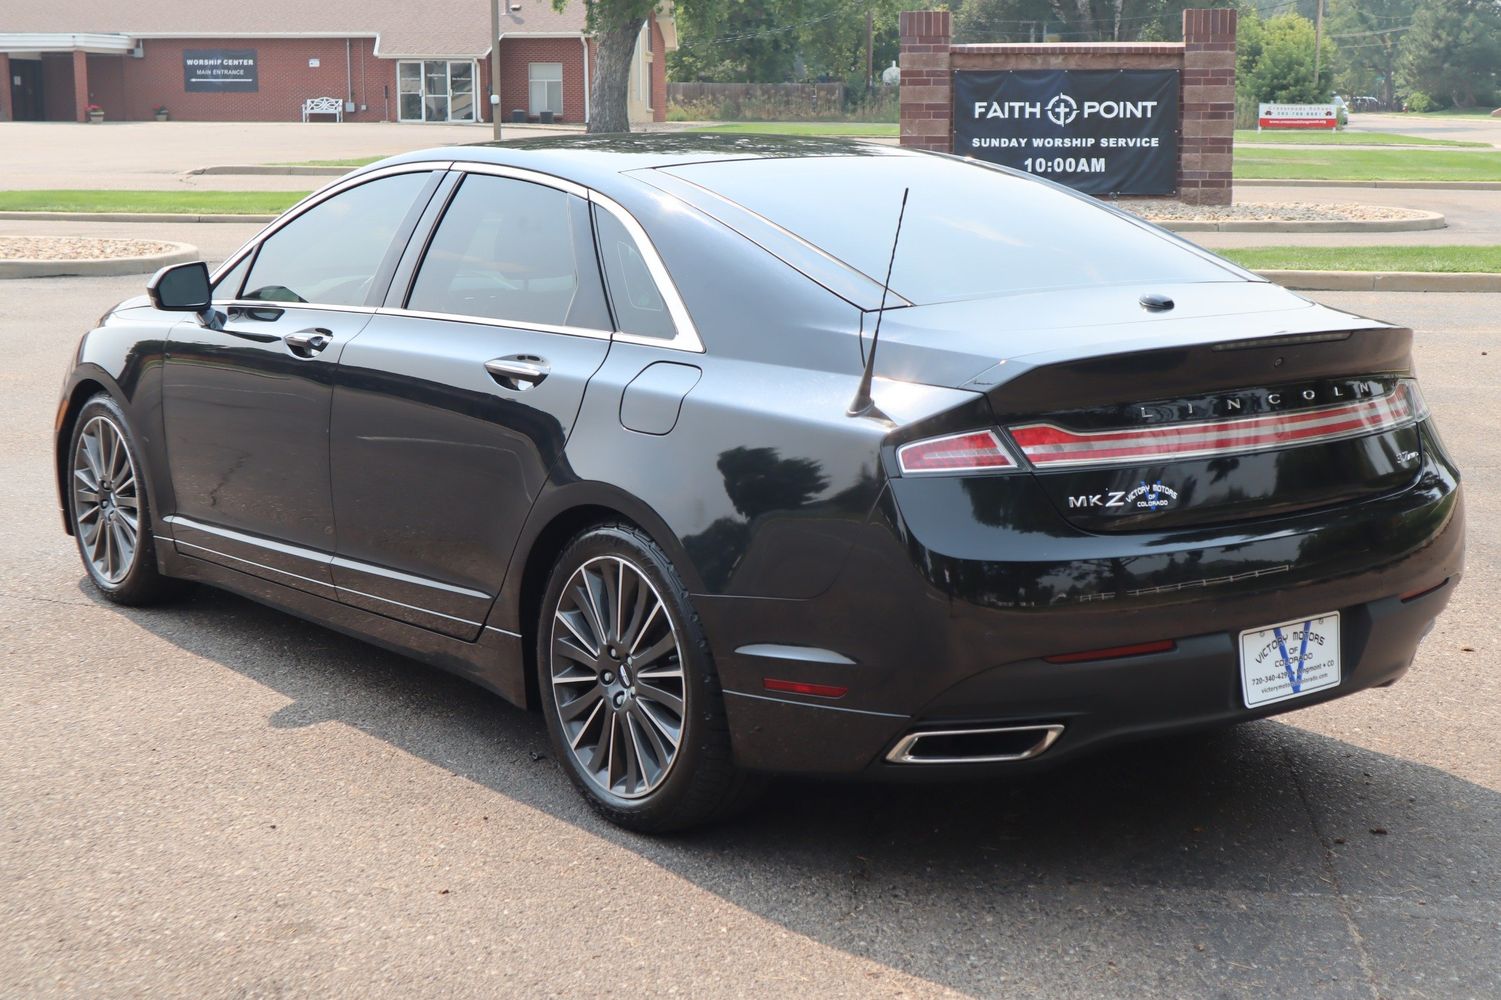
[885,723,1065,764]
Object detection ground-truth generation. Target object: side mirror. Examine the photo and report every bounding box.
[147,261,212,312]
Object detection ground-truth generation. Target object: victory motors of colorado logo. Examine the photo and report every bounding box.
[1126,480,1179,510]
[1046,94,1079,126]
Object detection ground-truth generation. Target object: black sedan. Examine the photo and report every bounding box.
[56,136,1463,831]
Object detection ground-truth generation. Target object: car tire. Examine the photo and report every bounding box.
[537,523,761,832]
[67,393,185,606]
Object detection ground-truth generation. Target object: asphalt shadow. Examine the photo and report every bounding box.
[109,581,1501,999]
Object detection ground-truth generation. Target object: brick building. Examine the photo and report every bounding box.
[0,0,673,125]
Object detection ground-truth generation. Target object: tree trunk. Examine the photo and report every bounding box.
[588,17,646,134]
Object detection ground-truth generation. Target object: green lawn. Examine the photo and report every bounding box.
[1221,245,1501,273]
[0,190,307,215]
[1233,147,1501,181]
[689,121,898,137]
[1235,129,1485,148]
[1405,107,1500,118]
[277,157,383,168]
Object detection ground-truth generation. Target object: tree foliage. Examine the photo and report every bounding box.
[1236,10,1336,105]
[1399,0,1501,108]
[1327,0,1414,109]
[952,0,1219,42]
[671,0,910,84]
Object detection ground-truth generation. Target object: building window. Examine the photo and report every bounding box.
[398,60,477,123]
[528,63,563,116]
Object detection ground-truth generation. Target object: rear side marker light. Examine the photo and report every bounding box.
[1400,578,1450,603]
[897,429,1016,475]
[1044,639,1177,664]
[1011,381,1424,469]
[763,678,849,699]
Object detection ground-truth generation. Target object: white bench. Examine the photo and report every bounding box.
[301,97,344,123]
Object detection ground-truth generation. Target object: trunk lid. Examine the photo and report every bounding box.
[875,283,1425,530]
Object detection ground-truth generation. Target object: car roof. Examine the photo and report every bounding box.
[367,133,916,199]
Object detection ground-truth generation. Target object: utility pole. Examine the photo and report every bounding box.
[490,0,503,140]
[865,11,874,90]
[1313,0,1325,95]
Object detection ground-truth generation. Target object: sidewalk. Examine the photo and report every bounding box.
[0,120,581,191]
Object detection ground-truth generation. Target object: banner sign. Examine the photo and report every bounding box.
[953,69,1180,196]
[184,49,260,92]
[1258,103,1337,130]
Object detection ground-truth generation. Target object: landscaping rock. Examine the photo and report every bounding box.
[1117,200,1427,224]
[0,235,180,261]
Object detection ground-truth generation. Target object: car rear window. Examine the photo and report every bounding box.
[661,155,1234,305]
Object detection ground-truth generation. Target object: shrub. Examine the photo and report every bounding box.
[1405,91,1434,113]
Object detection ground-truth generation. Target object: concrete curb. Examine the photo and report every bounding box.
[1256,269,1501,292]
[1239,179,1501,190]
[1162,209,1445,233]
[191,165,350,177]
[0,241,199,278]
[0,211,276,224]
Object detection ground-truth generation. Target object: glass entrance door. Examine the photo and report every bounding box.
[398,61,476,123]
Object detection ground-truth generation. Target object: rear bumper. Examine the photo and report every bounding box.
[699,428,1464,777]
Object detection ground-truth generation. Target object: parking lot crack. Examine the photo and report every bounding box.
[1283,744,1384,1000]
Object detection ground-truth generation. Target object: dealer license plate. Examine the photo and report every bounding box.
[1239,612,1341,708]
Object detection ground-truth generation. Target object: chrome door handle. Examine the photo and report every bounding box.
[284,329,332,357]
[485,355,550,391]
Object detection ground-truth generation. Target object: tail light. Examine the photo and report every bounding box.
[1009,380,1426,470]
[897,429,1017,476]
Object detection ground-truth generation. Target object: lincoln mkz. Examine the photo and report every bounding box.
[56,136,1463,830]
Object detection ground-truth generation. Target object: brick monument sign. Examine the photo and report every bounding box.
[899,8,1237,205]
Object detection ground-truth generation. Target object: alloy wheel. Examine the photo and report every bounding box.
[72,415,141,585]
[549,555,687,799]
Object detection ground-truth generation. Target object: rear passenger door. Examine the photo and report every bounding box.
[327,168,614,639]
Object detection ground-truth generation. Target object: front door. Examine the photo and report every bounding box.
[162,169,439,597]
[328,171,614,639]
[398,60,476,123]
[9,60,42,121]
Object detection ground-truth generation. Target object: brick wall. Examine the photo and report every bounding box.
[897,10,952,152]
[650,16,667,123]
[82,37,394,122]
[497,37,586,124]
[1180,8,1237,205]
[899,9,1236,205]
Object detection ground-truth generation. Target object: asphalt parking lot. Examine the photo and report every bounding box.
[2,276,1498,998]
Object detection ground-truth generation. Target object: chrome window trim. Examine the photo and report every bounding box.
[208,160,455,288]
[374,306,612,341]
[219,300,379,316]
[588,191,705,354]
[209,157,704,354]
[448,160,591,199]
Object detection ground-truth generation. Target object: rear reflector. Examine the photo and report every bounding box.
[897,429,1016,475]
[1400,578,1450,603]
[1010,381,1423,469]
[763,678,849,698]
[1044,639,1176,664]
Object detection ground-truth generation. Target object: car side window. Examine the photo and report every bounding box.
[593,206,676,341]
[242,172,431,307]
[406,174,611,331]
[212,253,252,301]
